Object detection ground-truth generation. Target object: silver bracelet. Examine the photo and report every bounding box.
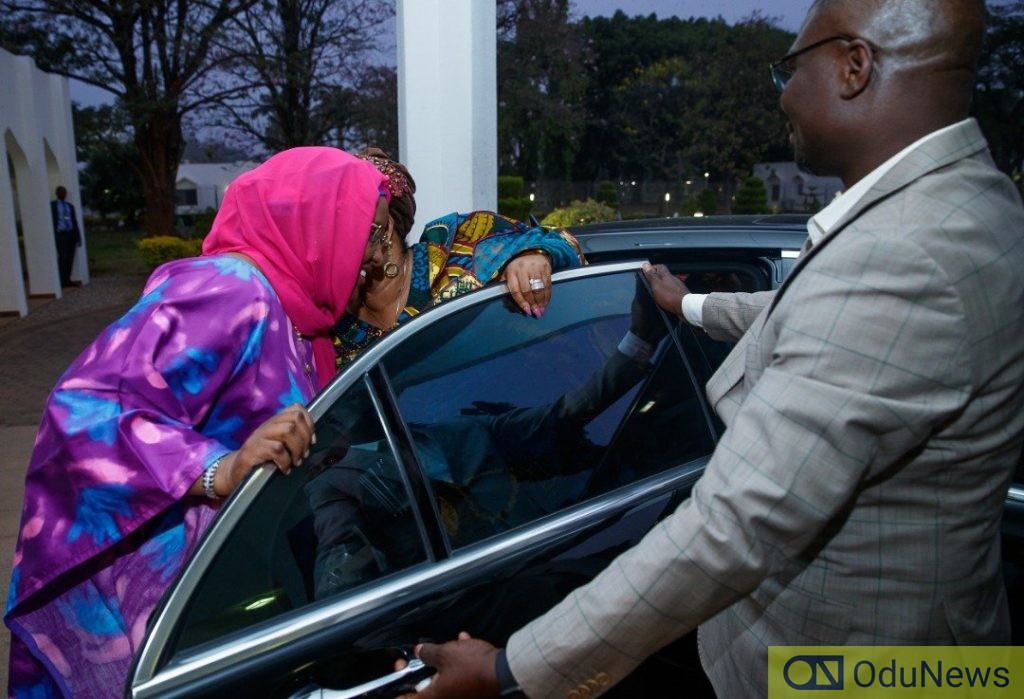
[202,454,226,499]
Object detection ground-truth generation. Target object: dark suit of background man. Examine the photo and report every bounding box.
[50,185,81,288]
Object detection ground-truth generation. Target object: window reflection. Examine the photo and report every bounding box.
[385,271,714,548]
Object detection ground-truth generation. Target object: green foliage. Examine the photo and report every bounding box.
[595,180,619,207]
[86,229,150,277]
[73,104,145,225]
[498,176,525,199]
[732,176,769,214]
[974,1,1024,188]
[696,190,718,215]
[541,199,616,227]
[497,175,531,221]
[498,0,588,180]
[137,236,203,269]
[498,198,533,223]
[190,208,217,238]
[573,13,794,182]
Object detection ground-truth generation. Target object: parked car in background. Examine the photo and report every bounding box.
[126,216,1024,698]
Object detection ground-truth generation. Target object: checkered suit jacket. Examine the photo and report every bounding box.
[506,119,1024,698]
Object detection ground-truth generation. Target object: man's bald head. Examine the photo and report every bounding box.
[781,0,987,185]
[809,0,984,95]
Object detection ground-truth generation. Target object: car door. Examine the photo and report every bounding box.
[1003,464,1024,643]
[127,261,718,698]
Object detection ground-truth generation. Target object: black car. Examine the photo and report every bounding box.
[126,216,1024,698]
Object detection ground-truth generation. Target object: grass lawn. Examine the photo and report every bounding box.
[85,228,151,277]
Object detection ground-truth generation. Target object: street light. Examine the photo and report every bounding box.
[664,192,671,202]
[703,171,710,189]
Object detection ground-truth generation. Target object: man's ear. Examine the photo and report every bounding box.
[839,39,874,99]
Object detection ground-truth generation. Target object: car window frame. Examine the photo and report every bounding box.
[132,260,716,695]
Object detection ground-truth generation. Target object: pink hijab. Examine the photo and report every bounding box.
[203,147,387,388]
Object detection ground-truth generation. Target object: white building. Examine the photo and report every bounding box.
[754,162,843,213]
[175,162,255,215]
[0,47,84,316]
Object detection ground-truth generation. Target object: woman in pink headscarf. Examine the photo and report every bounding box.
[5,148,388,698]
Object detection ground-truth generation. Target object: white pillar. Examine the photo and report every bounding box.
[18,141,61,297]
[46,74,89,285]
[0,141,29,316]
[397,0,497,238]
[1,47,83,312]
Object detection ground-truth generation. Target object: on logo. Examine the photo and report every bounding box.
[782,655,845,690]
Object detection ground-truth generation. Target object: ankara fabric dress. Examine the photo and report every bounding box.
[333,211,585,368]
[4,257,319,697]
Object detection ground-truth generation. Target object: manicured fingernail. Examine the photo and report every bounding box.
[296,458,302,467]
[304,449,310,459]
[312,434,317,444]
[538,306,546,317]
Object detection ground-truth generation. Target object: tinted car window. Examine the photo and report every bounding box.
[167,376,426,654]
[383,270,715,549]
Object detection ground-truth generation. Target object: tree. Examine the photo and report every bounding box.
[611,56,692,182]
[208,0,392,153]
[732,176,769,214]
[497,0,589,180]
[576,12,712,180]
[673,15,793,184]
[576,13,792,185]
[1,0,259,235]
[343,65,399,155]
[696,189,717,216]
[73,103,145,224]
[975,1,1024,191]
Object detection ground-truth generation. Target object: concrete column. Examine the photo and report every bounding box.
[397,0,497,238]
[46,74,88,284]
[0,141,29,316]
[18,140,61,297]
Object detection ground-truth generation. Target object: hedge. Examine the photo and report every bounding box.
[137,236,204,269]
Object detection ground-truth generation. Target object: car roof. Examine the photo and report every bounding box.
[568,214,809,256]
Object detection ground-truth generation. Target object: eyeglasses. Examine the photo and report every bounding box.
[769,34,854,92]
[368,220,390,247]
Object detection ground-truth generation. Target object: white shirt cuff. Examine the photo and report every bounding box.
[681,293,707,328]
[617,331,654,364]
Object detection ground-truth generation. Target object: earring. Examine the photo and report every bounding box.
[382,232,400,278]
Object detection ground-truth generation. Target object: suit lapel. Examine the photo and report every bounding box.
[761,120,988,322]
[705,120,988,409]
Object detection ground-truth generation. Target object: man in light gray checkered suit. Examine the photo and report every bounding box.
[410,1,1024,696]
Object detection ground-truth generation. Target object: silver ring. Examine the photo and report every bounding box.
[529,278,546,291]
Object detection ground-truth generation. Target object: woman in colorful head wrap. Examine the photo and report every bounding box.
[334,148,586,369]
[4,147,388,697]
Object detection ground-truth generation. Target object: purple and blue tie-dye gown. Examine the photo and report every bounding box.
[5,256,319,698]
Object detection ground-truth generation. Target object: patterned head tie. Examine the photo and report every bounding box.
[358,154,413,200]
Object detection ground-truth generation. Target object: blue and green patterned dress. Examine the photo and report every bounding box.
[333,211,585,368]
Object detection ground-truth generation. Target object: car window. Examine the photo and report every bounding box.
[166,376,427,654]
[383,270,715,549]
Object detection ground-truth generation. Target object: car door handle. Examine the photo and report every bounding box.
[289,658,433,699]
